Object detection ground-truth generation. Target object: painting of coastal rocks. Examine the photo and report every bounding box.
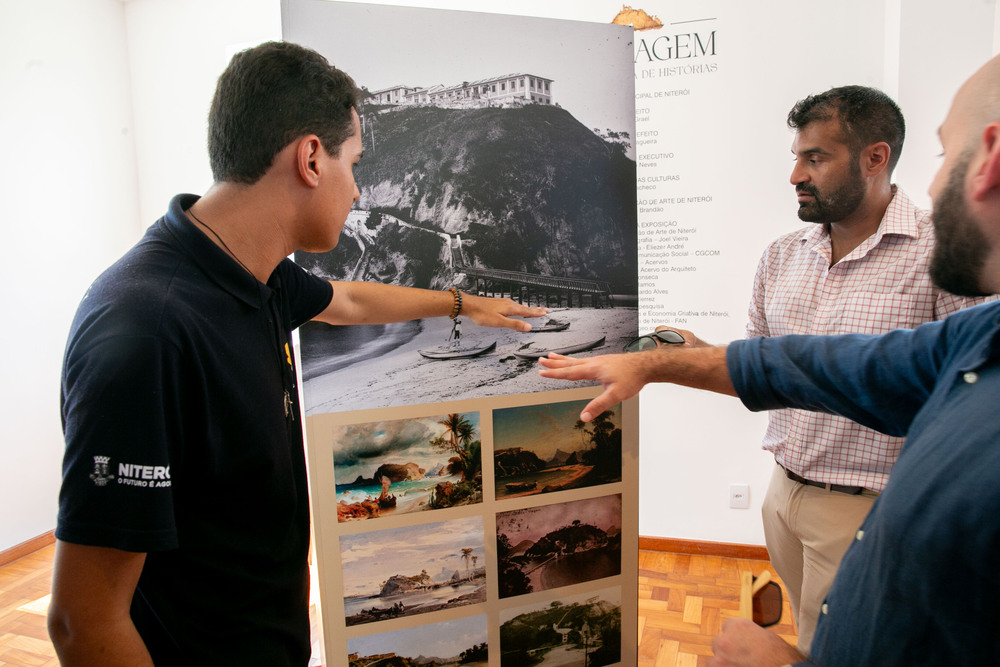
[340,516,487,626]
[494,399,622,500]
[348,615,488,667]
[332,412,483,522]
[499,587,622,667]
[496,495,621,599]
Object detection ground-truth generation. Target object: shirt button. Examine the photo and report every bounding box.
[964,371,979,384]
[855,530,864,541]
[821,603,829,615]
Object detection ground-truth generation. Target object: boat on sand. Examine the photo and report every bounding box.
[512,336,606,361]
[418,341,497,360]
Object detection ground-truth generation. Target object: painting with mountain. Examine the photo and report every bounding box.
[331,412,483,521]
[340,516,487,627]
[493,399,622,499]
[496,494,622,598]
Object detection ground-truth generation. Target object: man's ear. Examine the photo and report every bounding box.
[296,136,323,188]
[861,142,891,178]
[970,123,1000,202]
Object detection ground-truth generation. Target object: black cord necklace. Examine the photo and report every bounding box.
[188,208,255,277]
[190,206,295,420]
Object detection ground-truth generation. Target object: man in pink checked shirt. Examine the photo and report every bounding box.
[746,85,991,653]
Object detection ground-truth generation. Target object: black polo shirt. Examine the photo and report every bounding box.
[59,194,332,666]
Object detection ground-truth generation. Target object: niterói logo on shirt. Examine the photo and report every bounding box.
[90,456,171,488]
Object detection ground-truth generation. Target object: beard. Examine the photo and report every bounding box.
[796,159,867,224]
[930,152,992,297]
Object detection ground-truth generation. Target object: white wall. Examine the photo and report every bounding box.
[4,0,997,552]
[894,0,999,209]
[122,0,282,223]
[0,0,140,551]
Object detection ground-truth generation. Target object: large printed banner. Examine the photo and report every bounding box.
[283,2,639,665]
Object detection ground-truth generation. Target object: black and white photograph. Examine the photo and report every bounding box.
[347,614,488,666]
[496,494,622,599]
[286,2,638,415]
[332,412,483,522]
[499,587,622,667]
[494,399,623,500]
[340,516,487,626]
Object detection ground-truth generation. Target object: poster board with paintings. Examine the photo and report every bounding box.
[283,1,639,664]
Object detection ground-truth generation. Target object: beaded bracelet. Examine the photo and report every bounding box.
[447,286,463,319]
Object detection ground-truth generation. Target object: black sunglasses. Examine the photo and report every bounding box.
[623,329,685,352]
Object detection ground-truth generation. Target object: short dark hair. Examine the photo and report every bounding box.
[208,41,360,184]
[787,85,906,174]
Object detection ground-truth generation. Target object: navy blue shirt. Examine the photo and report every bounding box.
[728,300,1000,665]
[59,194,333,666]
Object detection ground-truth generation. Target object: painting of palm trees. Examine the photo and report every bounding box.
[340,516,487,626]
[432,413,482,488]
[332,412,483,521]
[494,399,622,499]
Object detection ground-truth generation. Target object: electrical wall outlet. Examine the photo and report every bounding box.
[729,483,750,509]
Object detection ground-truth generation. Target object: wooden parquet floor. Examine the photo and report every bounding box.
[0,544,56,667]
[0,545,797,666]
[638,550,797,666]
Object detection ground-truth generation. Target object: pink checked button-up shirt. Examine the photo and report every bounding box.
[746,188,992,491]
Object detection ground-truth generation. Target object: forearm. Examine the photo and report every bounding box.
[314,282,546,330]
[645,345,735,395]
[315,282,454,325]
[49,614,154,667]
[48,541,152,667]
[538,344,735,421]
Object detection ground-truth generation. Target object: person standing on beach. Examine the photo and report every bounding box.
[49,41,545,667]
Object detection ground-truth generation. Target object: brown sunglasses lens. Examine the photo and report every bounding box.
[752,581,783,627]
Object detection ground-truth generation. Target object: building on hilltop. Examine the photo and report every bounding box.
[370,74,554,110]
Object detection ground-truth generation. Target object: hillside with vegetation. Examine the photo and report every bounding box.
[297,103,637,293]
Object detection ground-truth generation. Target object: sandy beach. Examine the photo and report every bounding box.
[303,307,637,414]
[497,464,595,500]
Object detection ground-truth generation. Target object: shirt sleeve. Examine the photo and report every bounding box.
[726,322,946,437]
[745,248,771,339]
[279,258,334,329]
[58,334,184,552]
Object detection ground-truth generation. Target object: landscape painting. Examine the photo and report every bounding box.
[494,399,622,500]
[499,587,622,667]
[347,615,488,667]
[496,495,622,599]
[340,516,487,626]
[289,1,638,414]
[332,412,483,522]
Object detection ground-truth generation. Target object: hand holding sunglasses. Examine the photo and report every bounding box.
[623,328,686,353]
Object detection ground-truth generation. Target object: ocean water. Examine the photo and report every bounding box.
[300,319,423,380]
[344,581,484,617]
[335,475,462,506]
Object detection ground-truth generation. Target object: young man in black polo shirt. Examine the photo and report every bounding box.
[49,41,545,666]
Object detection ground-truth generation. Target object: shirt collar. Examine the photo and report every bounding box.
[799,186,921,261]
[160,193,275,309]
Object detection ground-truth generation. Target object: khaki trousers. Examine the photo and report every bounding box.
[761,463,876,655]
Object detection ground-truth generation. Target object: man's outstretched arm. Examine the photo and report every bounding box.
[538,343,734,422]
[315,281,547,331]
